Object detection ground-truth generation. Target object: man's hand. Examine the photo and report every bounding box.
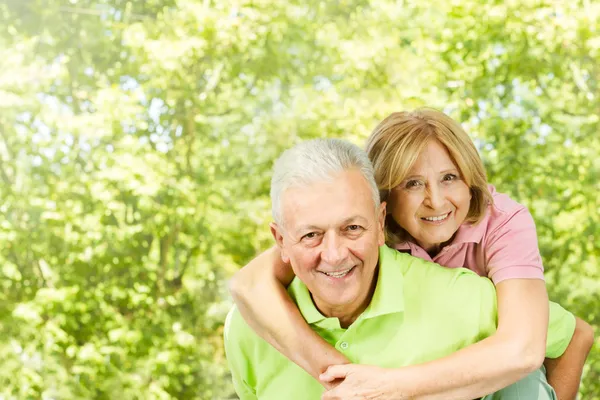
[320,364,408,400]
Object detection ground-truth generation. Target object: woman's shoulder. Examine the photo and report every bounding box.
[477,185,543,282]
[484,184,535,232]
[488,184,528,214]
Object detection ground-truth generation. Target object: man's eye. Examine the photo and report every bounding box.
[347,225,362,231]
[302,232,319,240]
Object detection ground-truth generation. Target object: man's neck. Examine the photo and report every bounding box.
[312,266,379,329]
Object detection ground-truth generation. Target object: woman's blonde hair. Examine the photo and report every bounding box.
[365,108,492,245]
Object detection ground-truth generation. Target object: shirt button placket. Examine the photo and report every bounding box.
[340,341,349,350]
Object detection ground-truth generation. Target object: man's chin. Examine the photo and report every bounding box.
[312,291,360,309]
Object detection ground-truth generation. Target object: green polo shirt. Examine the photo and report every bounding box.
[224,245,575,400]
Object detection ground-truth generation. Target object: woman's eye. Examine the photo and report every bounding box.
[443,174,458,182]
[405,180,423,188]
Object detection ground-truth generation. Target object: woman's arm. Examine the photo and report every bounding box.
[323,280,591,400]
[545,316,594,399]
[228,245,349,383]
[322,278,550,400]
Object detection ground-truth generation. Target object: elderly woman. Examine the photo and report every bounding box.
[229,109,594,399]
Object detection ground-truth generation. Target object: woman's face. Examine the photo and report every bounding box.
[388,139,472,253]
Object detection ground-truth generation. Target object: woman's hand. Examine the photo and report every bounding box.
[320,364,408,400]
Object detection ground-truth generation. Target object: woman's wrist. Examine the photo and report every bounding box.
[314,347,350,375]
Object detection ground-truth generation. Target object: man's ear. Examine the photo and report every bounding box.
[270,222,290,263]
[377,201,387,246]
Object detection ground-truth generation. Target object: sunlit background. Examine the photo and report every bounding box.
[0,0,598,399]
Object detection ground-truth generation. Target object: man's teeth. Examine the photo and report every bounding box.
[423,213,449,221]
[324,268,353,278]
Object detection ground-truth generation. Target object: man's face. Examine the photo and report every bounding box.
[271,169,386,318]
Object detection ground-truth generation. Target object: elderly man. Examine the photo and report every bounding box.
[224,139,574,400]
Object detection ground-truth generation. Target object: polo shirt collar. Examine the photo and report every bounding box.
[289,278,329,325]
[361,245,405,319]
[288,245,405,327]
[449,218,487,245]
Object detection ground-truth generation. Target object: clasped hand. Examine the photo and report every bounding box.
[320,364,408,400]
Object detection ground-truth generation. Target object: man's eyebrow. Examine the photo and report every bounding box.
[341,215,368,225]
[294,216,368,234]
[294,225,321,235]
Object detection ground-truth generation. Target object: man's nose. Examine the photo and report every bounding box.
[321,232,349,265]
[424,183,446,210]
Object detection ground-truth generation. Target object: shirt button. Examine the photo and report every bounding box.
[340,342,349,349]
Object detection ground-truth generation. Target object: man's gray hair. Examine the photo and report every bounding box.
[270,138,380,224]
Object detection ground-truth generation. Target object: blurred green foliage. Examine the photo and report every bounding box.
[0,0,598,399]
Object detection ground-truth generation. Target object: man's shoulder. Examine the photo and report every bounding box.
[224,305,241,341]
[381,245,480,279]
[224,305,323,399]
[224,305,291,358]
[381,245,494,297]
[380,246,498,341]
[224,305,258,347]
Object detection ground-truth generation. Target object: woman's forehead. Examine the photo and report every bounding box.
[407,140,459,175]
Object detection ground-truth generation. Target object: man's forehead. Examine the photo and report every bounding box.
[279,170,376,227]
[282,172,372,202]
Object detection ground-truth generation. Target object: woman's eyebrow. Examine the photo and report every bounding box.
[400,168,459,183]
[402,174,424,180]
[440,168,460,174]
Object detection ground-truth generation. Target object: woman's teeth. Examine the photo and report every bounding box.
[423,213,450,222]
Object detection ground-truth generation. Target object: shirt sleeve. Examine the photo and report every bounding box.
[451,270,576,358]
[438,266,499,342]
[485,206,545,285]
[223,307,259,400]
[545,301,576,358]
[467,271,499,339]
[442,266,575,359]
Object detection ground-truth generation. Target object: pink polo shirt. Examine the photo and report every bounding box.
[394,185,545,285]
